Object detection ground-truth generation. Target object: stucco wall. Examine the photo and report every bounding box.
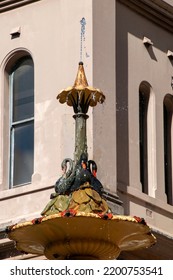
[0,0,94,225]
[92,0,116,193]
[116,1,173,237]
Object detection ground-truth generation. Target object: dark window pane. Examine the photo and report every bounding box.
[12,58,34,122]
[139,91,149,194]
[164,95,173,205]
[12,122,34,186]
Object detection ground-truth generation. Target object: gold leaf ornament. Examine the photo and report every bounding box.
[41,197,58,216]
[78,203,92,213]
[100,198,109,213]
[89,200,102,212]
[54,195,70,212]
[72,189,91,204]
[85,188,102,203]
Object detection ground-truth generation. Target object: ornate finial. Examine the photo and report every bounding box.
[73,61,88,89]
[57,62,105,114]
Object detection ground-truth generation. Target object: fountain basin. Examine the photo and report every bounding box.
[7,212,156,260]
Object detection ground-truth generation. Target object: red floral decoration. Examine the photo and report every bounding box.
[98,213,113,220]
[31,217,44,225]
[61,209,77,217]
[133,216,147,225]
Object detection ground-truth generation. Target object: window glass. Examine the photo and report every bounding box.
[139,90,149,194]
[12,122,34,186]
[12,58,34,122]
[10,56,34,187]
[164,95,173,205]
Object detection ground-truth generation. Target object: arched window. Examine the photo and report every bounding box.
[139,82,156,196]
[139,87,149,194]
[163,94,173,205]
[9,56,34,187]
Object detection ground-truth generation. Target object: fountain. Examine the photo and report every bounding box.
[6,62,156,260]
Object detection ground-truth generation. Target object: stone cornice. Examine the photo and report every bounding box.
[119,0,173,33]
[0,0,40,13]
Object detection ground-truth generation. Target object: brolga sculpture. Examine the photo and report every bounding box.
[7,62,156,260]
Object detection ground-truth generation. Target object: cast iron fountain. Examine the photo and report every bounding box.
[7,62,156,260]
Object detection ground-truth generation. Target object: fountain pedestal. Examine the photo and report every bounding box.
[7,62,156,260]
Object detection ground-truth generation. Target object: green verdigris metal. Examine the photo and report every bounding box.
[73,113,88,164]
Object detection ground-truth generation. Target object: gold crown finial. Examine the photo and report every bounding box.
[73,62,88,88]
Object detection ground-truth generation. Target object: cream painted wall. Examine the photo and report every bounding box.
[0,0,173,246]
[116,1,173,236]
[93,0,116,193]
[0,0,94,224]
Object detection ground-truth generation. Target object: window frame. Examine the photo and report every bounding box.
[139,89,149,194]
[9,55,34,188]
[139,82,156,197]
[163,94,173,205]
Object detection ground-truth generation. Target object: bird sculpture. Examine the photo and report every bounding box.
[87,160,103,196]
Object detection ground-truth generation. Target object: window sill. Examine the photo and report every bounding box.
[117,183,173,215]
[0,182,53,201]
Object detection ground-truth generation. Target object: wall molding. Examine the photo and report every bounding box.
[0,0,40,13]
[119,0,173,33]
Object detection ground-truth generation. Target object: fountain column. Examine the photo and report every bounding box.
[73,113,88,164]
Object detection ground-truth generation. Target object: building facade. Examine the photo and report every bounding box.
[0,0,173,259]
